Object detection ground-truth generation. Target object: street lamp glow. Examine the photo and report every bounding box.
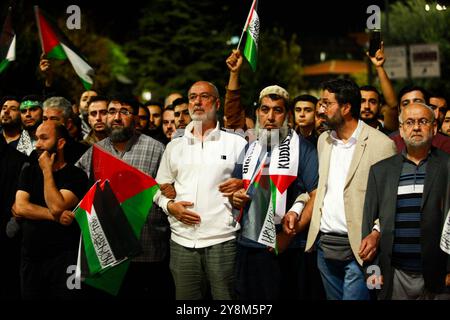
[425,4,430,11]
[436,4,443,10]
[142,90,152,101]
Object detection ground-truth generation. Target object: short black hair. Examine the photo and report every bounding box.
[360,85,381,101]
[88,95,109,107]
[0,95,20,106]
[291,94,318,109]
[109,94,140,115]
[398,85,430,105]
[321,78,361,119]
[172,97,188,109]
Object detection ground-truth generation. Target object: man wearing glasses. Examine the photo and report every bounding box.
[76,95,173,299]
[305,79,396,300]
[389,86,450,154]
[155,81,247,299]
[361,103,450,300]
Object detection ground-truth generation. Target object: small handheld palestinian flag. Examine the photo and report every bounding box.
[34,6,94,90]
[74,180,142,278]
[237,0,259,71]
[75,145,160,295]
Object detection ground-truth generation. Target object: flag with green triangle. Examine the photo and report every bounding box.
[34,6,94,90]
[243,0,259,72]
[75,144,160,295]
[74,180,142,278]
[0,7,15,74]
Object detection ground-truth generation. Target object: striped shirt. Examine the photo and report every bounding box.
[392,152,428,272]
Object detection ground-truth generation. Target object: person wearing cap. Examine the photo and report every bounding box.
[16,95,44,156]
[291,78,396,300]
[155,81,247,300]
[361,103,450,300]
[0,96,22,147]
[230,84,318,300]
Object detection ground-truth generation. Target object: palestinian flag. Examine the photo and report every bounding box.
[76,144,159,295]
[74,180,142,278]
[243,0,259,72]
[242,155,278,251]
[34,6,94,90]
[0,7,15,74]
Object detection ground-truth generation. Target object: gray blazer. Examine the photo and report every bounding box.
[362,148,450,299]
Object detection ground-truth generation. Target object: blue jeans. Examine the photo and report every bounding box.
[317,247,370,300]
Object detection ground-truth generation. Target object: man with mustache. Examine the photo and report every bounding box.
[75,95,173,299]
[361,103,450,299]
[82,96,109,145]
[0,96,22,147]
[155,81,247,299]
[17,95,44,156]
[13,122,88,299]
[359,86,390,135]
[231,85,319,300]
[301,79,396,300]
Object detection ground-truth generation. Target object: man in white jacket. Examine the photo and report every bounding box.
[155,81,247,300]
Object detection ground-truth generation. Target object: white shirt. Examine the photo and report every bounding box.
[155,121,247,248]
[320,120,363,235]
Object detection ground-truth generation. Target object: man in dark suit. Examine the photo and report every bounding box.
[361,103,450,300]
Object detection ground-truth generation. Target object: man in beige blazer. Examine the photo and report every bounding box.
[304,79,396,300]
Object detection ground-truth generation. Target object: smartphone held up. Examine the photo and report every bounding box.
[368,29,382,57]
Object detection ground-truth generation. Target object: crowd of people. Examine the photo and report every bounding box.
[0,44,449,301]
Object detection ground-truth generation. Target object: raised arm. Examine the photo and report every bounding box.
[224,49,246,130]
[368,42,398,132]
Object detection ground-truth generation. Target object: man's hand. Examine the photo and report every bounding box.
[359,230,380,263]
[367,41,385,68]
[219,178,244,197]
[60,210,75,226]
[160,183,176,199]
[226,49,243,74]
[167,201,201,226]
[231,188,250,209]
[282,211,298,236]
[38,151,55,173]
[268,232,294,254]
[39,54,52,74]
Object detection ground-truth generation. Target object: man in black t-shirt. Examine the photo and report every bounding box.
[13,122,88,299]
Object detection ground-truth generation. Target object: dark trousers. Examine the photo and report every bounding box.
[21,250,78,300]
[117,259,175,300]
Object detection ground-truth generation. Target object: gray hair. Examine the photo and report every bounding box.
[43,96,73,122]
[398,102,435,124]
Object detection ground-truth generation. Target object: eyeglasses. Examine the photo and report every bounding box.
[188,93,217,102]
[401,118,433,128]
[107,108,133,116]
[319,100,339,110]
[89,109,108,117]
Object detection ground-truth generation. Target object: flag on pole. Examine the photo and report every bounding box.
[0,7,15,74]
[75,145,160,295]
[34,6,94,90]
[243,0,259,72]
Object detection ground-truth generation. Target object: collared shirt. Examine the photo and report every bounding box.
[320,120,363,235]
[155,121,247,249]
[76,133,167,263]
